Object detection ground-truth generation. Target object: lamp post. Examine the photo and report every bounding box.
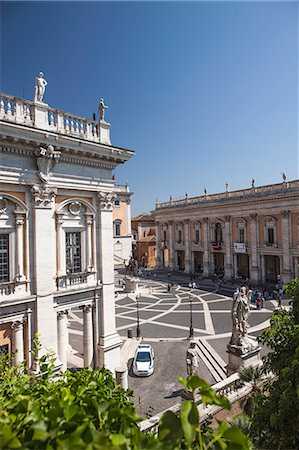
[188,291,194,339]
[136,293,141,338]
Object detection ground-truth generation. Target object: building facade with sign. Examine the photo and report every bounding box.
[0,82,133,372]
[153,181,299,284]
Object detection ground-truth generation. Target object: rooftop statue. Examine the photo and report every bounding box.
[229,286,258,353]
[34,72,47,103]
[99,98,108,121]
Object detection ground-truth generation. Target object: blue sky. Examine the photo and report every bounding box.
[1,1,298,215]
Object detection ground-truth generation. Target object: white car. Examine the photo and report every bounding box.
[132,344,155,377]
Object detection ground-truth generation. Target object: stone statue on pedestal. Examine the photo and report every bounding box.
[34,72,47,103]
[229,286,258,353]
[99,98,108,121]
[186,340,199,376]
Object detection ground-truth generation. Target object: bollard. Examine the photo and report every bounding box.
[115,366,128,390]
[127,329,132,338]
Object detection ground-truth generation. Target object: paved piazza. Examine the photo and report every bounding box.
[68,273,283,416]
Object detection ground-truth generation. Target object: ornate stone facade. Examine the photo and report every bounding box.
[153,181,299,284]
[0,85,134,374]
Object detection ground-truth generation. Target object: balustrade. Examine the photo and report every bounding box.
[0,93,100,143]
[56,271,96,290]
[0,280,28,298]
[0,93,33,125]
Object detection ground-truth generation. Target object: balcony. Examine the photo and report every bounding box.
[56,271,96,291]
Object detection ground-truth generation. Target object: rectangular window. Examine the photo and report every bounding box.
[239,228,245,243]
[115,222,121,236]
[267,228,274,244]
[195,229,200,243]
[178,230,182,243]
[65,232,81,273]
[0,234,9,282]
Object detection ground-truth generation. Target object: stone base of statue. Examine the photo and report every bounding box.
[226,343,261,376]
[124,276,139,293]
[33,101,49,128]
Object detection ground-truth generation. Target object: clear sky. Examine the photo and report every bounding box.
[1,1,298,216]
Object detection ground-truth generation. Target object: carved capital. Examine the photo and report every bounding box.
[85,213,94,226]
[14,211,26,227]
[11,320,23,331]
[80,304,93,313]
[35,144,61,183]
[31,184,57,208]
[250,213,257,221]
[282,210,290,218]
[203,217,209,224]
[56,211,64,226]
[224,215,231,222]
[98,192,115,211]
[57,310,69,319]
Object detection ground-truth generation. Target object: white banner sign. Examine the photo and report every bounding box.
[234,242,246,253]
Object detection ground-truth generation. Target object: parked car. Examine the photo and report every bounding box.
[132,344,155,377]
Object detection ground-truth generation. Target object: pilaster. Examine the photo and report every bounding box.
[97,192,122,373]
[250,213,259,282]
[31,184,58,358]
[155,221,161,268]
[281,210,291,283]
[168,221,174,270]
[57,310,69,371]
[11,320,24,366]
[184,219,191,274]
[202,217,210,277]
[224,215,233,280]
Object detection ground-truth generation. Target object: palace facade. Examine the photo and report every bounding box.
[0,84,133,373]
[153,182,299,284]
[132,214,156,268]
[113,184,133,265]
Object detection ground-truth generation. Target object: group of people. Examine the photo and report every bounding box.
[234,283,284,309]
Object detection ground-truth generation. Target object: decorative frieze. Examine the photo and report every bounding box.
[31,184,57,208]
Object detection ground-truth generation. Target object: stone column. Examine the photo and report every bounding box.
[203,218,210,277]
[184,219,191,274]
[85,214,94,271]
[168,221,174,270]
[97,192,122,373]
[250,214,259,282]
[224,215,233,280]
[81,304,94,368]
[14,212,26,280]
[260,255,265,283]
[57,310,68,371]
[11,320,24,365]
[31,185,59,363]
[155,221,161,268]
[24,308,32,369]
[56,212,64,276]
[281,210,291,283]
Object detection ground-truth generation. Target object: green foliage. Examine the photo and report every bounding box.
[246,277,299,449]
[158,375,252,450]
[0,353,251,449]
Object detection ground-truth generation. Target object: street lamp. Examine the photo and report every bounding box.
[136,293,141,338]
[188,291,194,339]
